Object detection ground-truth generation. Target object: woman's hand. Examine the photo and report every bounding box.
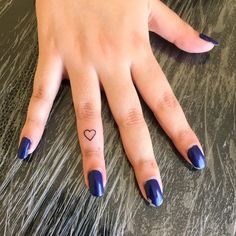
[18,0,218,207]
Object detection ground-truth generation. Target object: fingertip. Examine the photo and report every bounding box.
[187,145,206,170]
[18,137,32,160]
[176,30,216,53]
[18,121,44,159]
[83,157,106,197]
[196,39,215,53]
[133,159,163,208]
[88,169,105,197]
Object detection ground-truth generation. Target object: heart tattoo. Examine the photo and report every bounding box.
[84,129,96,141]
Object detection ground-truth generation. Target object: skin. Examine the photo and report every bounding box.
[19,0,215,203]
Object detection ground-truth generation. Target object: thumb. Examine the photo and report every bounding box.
[148,0,219,53]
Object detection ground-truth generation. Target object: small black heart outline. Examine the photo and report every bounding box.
[84,129,96,141]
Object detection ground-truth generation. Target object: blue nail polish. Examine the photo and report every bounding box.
[88,170,104,197]
[199,33,219,46]
[187,145,206,169]
[144,179,163,207]
[18,137,31,160]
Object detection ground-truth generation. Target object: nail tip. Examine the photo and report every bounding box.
[90,191,104,197]
[17,153,26,160]
[17,150,28,160]
[144,179,163,208]
[191,163,205,170]
[147,197,164,208]
[193,161,206,170]
[199,33,219,46]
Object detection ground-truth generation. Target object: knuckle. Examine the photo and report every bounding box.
[98,33,118,57]
[157,91,178,110]
[117,108,145,127]
[130,31,149,54]
[176,128,194,142]
[133,159,158,170]
[26,116,45,128]
[77,102,100,120]
[83,148,102,159]
[32,86,50,103]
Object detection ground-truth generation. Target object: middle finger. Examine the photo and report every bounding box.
[67,62,106,197]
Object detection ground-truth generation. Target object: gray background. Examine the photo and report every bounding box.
[0,0,235,235]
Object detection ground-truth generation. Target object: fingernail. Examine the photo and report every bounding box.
[187,145,206,169]
[88,170,104,197]
[144,179,163,207]
[18,137,31,160]
[199,33,219,46]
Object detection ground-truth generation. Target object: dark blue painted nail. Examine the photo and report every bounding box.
[144,179,163,207]
[187,145,206,169]
[18,137,31,160]
[199,33,219,46]
[88,170,104,197]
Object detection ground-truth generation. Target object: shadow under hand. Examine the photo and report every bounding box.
[149,32,210,66]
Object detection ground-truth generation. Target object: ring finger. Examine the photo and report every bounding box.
[99,64,163,207]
